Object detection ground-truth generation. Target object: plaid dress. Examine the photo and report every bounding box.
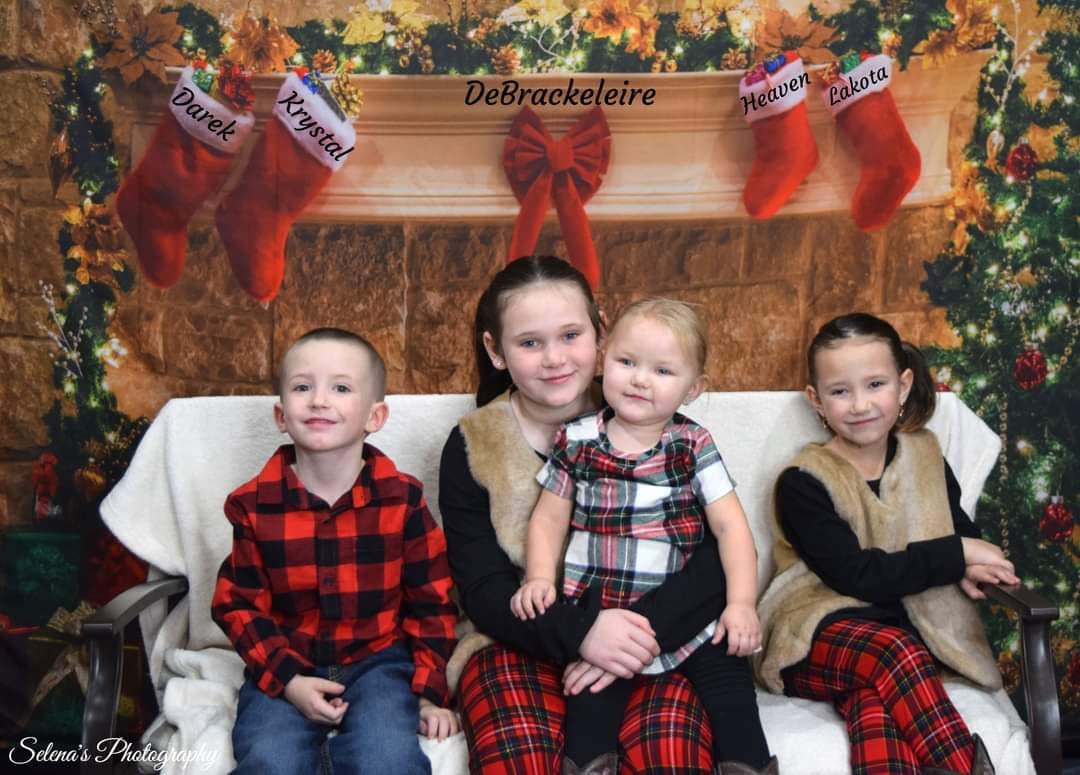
[537,408,734,673]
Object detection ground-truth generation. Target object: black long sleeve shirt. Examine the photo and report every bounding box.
[439,425,728,663]
[775,434,982,631]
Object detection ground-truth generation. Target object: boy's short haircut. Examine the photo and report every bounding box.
[278,327,387,400]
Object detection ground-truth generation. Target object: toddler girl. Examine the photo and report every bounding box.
[512,298,775,775]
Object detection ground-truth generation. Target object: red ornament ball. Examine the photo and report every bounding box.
[1005,143,1038,181]
[1039,496,1074,543]
[1014,346,1048,390]
[1069,651,1080,687]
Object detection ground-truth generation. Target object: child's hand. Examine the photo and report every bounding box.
[418,698,461,740]
[283,675,348,725]
[960,563,1019,599]
[562,659,620,696]
[712,603,762,657]
[960,537,1014,572]
[511,579,556,620]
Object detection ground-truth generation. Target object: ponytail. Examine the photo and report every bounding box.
[897,341,936,431]
[808,312,937,432]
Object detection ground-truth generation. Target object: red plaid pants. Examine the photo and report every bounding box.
[784,618,976,775]
[458,643,713,774]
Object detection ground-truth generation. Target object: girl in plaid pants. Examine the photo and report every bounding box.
[756,313,1018,775]
[440,258,730,774]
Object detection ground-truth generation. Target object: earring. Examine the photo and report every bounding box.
[492,357,505,369]
[898,404,905,419]
[819,414,830,431]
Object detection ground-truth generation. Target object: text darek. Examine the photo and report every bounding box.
[171,87,238,141]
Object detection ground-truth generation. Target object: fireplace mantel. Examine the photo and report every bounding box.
[120,53,986,223]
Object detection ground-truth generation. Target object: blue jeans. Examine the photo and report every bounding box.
[231,644,430,775]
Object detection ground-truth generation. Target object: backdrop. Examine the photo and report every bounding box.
[0,0,1075,753]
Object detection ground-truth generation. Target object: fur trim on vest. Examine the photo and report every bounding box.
[754,430,1001,693]
[445,391,545,693]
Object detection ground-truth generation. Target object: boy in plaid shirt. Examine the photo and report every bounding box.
[512,300,776,775]
[212,328,458,775]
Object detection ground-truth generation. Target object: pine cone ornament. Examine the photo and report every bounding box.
[312,49,338,73]
[493,44,520,76]
[330,75,364,119]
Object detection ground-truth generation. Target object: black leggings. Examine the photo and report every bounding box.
[563,641,771,768]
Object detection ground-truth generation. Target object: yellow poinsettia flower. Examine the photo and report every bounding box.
[345,0,431,44]
[63,200,127,286]
[626,14,659,58]
[583,0,640,42]
[948,0,997,49]
[227,11,299,74]
[501,0,572,28]
[97,5,186,84]
[392,0,431,30]
[913,29,960,68]
[754,9,838,64]
[1026,124,1062,161]
[344,9,387,44]
[680,0,737,25]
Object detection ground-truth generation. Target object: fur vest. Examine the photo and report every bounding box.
[444,391,545,692]
[754,430,1001,694]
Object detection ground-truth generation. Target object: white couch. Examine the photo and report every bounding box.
[80,392,1061,774]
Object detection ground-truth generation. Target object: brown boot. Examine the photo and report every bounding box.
[718,755,779,774]
[562,752,618,775]
[923,735,995,775]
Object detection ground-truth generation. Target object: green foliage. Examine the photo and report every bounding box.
[163,4,225,60]
[921,4,1079,707]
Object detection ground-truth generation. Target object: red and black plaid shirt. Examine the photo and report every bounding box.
[211,444,457,705]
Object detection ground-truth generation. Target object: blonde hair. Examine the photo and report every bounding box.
[611,298,707,375]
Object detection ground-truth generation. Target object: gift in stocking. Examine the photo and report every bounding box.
[739,53,819,219]
[116,66,254,288]
[215,73,356,303]
[822,54,921,232]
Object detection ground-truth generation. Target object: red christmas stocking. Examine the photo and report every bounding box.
[215,73,356,303]
[116,66,254,288]
[739,53,819,219]
[822,54,921,231]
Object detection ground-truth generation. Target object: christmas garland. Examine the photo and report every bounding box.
[76,0,998,95]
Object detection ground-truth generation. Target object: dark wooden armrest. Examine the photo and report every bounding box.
[979,582,1062,775]
[82,577,189,638]
[81,577,188,772]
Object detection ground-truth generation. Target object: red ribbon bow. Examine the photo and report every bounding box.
[502,107,611,288]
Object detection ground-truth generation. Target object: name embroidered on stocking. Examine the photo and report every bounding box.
[741,71,810,116]
[276,90,355,162]
[170,87,239,141]
[828,66,889,107]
